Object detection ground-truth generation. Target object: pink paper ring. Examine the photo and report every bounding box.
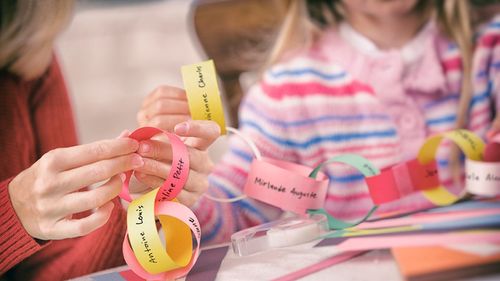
[244,157,329,214]
[119,126,190,202]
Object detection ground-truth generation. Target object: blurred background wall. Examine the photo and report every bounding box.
[57,0,203,143]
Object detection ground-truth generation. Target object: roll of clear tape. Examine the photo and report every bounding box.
[231,214,328,256]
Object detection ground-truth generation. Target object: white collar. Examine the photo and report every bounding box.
[338,21,434,66]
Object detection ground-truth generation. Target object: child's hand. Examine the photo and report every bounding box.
[133,120,220,207]
[137,86,190,131]
[487,114,500,141]
[8,139,143,240]
[135,85,221,207]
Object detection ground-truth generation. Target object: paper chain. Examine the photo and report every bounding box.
[179,60,500,231]
[119,127,201,280]
[117,60,500,279]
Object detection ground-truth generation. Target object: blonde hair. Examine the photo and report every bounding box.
[0,0,74,79]
[268,0,474,130]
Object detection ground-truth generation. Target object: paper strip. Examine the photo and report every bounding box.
[182,60,226,134]
[123,199,201,280]
[118,127,199,279]
[317,231,500,251]
[485,134,500,162]
[119,127,189,202]
[357,208,500,230]
[308,154,380,229]
[417,129,485,205]
[244,157,329,214]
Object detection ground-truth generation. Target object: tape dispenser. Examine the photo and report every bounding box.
[231,214,329,256]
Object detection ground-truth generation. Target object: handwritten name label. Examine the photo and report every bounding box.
[188,217,201,239]
[425,169,438,178]
[456,129,479,154]
[253,177,317,200]
[182,60,226,134]
[135,205,144,225]
[290,188,317,199]
[254,177,286,193]
[139,231,157,264]
[196,66,205,88]
[160,185,175,201]
[173,158,185,180]
[194,66,212,120]
[466,172,500,182]
[363,163,377,176]
[159,158,186,201]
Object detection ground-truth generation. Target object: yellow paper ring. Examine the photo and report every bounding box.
[417,129,485,205]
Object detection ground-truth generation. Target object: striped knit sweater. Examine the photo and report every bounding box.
[193,17,500,245]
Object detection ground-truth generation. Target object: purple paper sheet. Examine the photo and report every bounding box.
[185,246,230,281]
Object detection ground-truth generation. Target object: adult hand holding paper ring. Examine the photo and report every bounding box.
[8,138,143,240]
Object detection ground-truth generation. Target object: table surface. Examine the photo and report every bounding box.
[72,241,500,281]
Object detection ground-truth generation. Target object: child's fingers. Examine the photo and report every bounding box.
[175,190,201,207]
[131,179,205,208]
[138,139,173,161]
[142,86,187,109]
[134,172,164,189]
[174,120,221,150]
[148,115,191,132]
[128,172,154,193]
[143,99,190,119]
[137,139,212,173]
[187,149,213,174]
[134,160,208,195]
[137,110,149,127]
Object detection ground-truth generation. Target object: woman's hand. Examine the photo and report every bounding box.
[135,85,221,206]
[8,138,144,240]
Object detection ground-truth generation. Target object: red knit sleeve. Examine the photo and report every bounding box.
[1,55,127,280]
[30,55,78,155]
[0,177,47,274]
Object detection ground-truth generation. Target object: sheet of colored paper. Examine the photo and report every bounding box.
[392,245,500,281]
[185,246,230,281]
[356,208,500,230]
[317,230,500,251]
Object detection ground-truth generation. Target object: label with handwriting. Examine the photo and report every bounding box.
[244,157,328,214]
[182,60,226,134]
[465,159,500,196]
